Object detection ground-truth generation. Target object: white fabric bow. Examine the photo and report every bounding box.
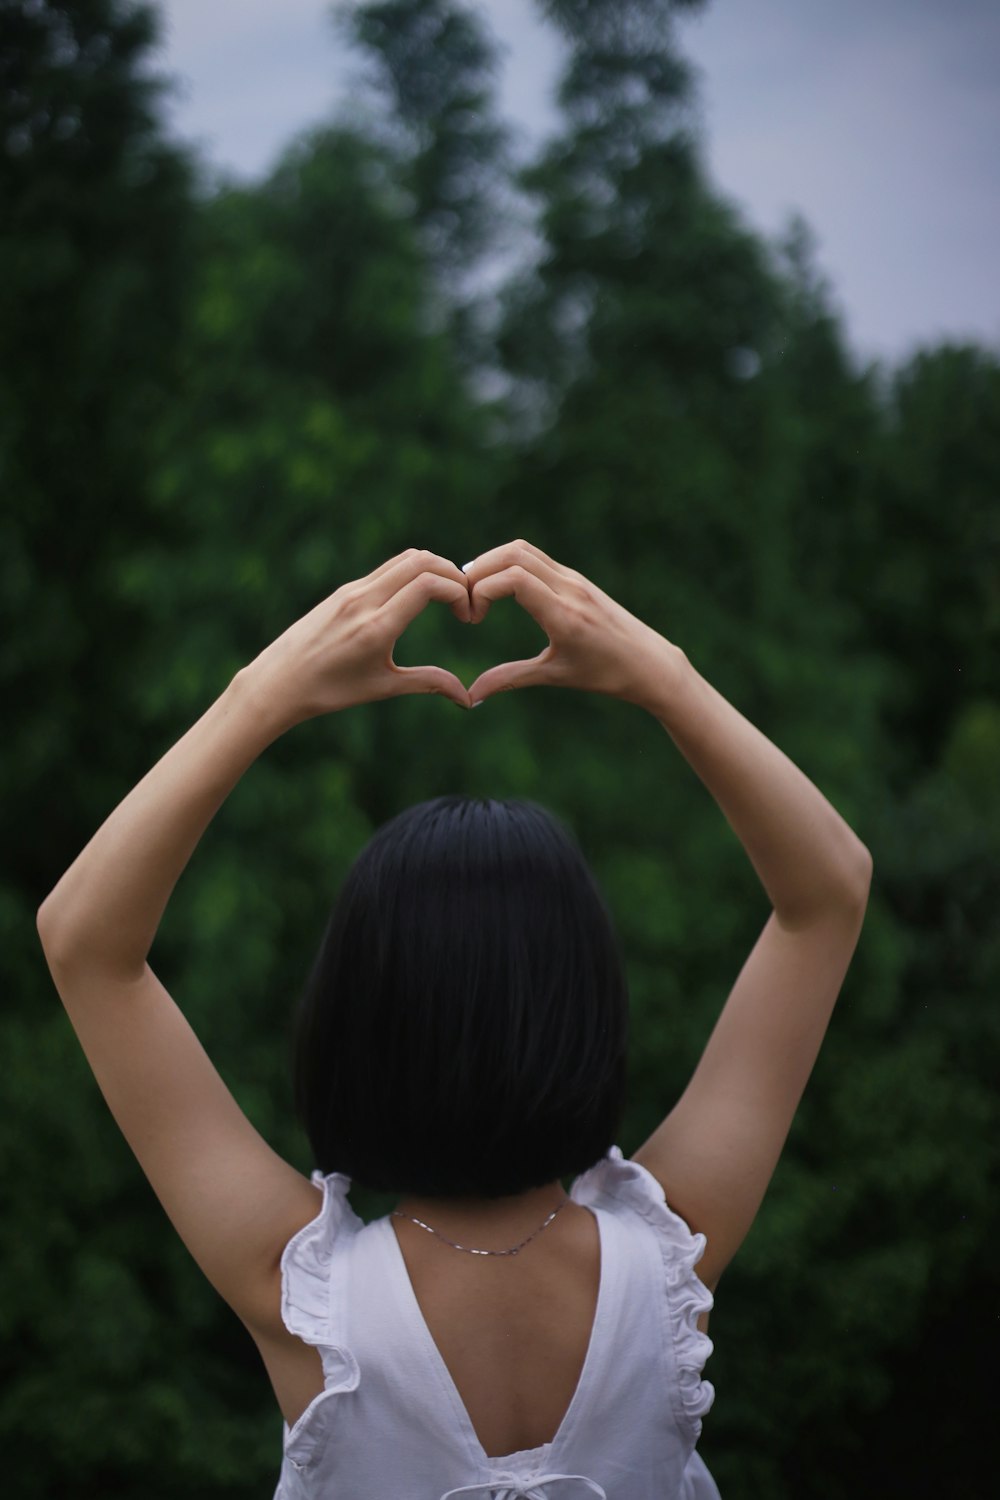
[440,1473,608,1500]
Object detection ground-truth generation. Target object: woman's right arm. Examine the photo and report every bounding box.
[642,641,871,927]
[628,645,871,1289]
[462,540,872,1291]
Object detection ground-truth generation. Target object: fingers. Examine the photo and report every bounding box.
[378,572,476,706]
[380,571,473,642]
[365,548,471,617]
[352,543,576,708]
[462,538,565,579]
[461,540,568,621]
[362,542,571,625]
[463,561,563,636]
[391,663,471,708]
[466,647,557,705]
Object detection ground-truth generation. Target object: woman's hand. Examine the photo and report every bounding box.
[463,539,675,707]
[240,549,474,727]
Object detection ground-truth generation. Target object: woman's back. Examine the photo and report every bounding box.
[391,1197,603,1458]
[255,1193,606,1461]
[269,1148,719,1498]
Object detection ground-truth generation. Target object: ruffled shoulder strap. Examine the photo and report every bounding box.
[279,1169,362,1348]
[571,1146,716,1431]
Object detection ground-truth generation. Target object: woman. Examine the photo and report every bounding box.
[37,539,873,1497]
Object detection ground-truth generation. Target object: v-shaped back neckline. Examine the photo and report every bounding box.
[380,1201,608,1466]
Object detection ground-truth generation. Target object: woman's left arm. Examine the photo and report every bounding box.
[37,549,472,1335]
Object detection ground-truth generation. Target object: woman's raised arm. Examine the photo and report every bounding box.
[629,646,871,1289]
[36,549,474,1333]
[462,540,873,1291]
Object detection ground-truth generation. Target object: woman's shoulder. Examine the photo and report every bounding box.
[574,1146,716,1343]
[238,1168,357,1345]
[574,1146,704,1239]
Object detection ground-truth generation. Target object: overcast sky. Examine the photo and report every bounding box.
[153,0,1000,369]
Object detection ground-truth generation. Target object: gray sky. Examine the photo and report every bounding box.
[154,0,1000,368]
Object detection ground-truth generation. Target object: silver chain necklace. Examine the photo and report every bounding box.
[391,1196,570,1256]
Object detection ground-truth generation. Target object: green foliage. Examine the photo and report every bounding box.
[341,0,512,263]
[2,1,996,1495]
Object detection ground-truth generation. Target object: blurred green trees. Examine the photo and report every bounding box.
[2,1,995,1496]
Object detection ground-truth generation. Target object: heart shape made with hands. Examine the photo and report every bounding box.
[382,540,666,712]
[396,584,551,708]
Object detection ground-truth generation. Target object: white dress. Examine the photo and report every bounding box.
[273,1145,721,1499]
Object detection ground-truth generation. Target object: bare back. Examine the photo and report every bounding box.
[253,1181,712,1458]
[389,1199,601,1458]
[253,1199,600,1456]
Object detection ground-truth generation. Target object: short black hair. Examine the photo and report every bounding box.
[293,794,630,1199]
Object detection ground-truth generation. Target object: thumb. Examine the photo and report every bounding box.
[391,664,472,708]
[467,648,555,705]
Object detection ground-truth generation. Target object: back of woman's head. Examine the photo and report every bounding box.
[293,794,630,1200]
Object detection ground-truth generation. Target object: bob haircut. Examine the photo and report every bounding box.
[293,794,630,1200]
